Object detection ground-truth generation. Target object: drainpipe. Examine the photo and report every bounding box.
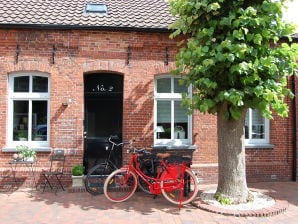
[292,74,297,181]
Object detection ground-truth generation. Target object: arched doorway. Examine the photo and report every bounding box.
[83,73,123,173]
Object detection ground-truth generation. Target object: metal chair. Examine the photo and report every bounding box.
[41,149,66,192]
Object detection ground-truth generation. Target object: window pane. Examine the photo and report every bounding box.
[251,110,265,139]
[33,76,48,92]
[174,78,188,93]
[32,101,48,141]
[13,101,29,141]
[174,101,188,139]
[14,76,29,92]
[245,112,249,139]
[156,78,171,93]
[157,101,171,139]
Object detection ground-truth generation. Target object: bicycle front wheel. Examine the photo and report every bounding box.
[104,168,138,202]
[85,163,115,195]
[161,168,199,205]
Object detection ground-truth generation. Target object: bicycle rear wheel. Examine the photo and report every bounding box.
[161,168,198,205]
[104,168,138,202]
[84,163,114,195]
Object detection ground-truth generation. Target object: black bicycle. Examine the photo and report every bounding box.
[84,135,129,195]
[84,136,157,195]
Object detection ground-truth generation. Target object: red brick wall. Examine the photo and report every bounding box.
[245,84,295,182]
[293,75,298,182]
[0,28,296,188]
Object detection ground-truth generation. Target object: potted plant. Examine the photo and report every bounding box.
[174,126,185,139]
[71,164,85,187]
[17,131,28,141]
[16,145,36,162]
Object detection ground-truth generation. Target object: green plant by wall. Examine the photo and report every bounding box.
[71,164,85,176]
[214,192,233,205]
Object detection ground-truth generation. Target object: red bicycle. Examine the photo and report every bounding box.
[103,143,199,206]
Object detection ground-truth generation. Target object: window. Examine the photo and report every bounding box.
[245,109,269,145]
[8,73,50,148]
[85,3,107,13]
[154,75,191,145]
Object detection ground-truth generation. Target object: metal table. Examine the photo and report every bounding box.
[8,160,37,190]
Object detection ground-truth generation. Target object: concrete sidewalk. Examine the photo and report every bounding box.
[0,181,297,224]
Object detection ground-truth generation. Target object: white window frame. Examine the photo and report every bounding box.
[7,72,50,148]
[245,108,270,145]
[154,75,192,146]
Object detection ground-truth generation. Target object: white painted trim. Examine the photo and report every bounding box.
[7,72,50,148]
[191,163,219,168]
[245,108,270,145]
[154,75,192,145]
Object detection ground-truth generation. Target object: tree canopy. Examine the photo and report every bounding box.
[169,0,298,120]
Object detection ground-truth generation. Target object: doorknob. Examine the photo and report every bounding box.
[83,131,87,138]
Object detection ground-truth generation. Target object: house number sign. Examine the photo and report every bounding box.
[92,84,114,92]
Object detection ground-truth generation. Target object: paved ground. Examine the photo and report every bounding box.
[0,181,297,224]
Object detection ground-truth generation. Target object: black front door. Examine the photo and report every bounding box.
[83,73,123,173]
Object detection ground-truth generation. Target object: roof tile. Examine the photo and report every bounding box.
[0,0,176,30]
[2,0,295,37]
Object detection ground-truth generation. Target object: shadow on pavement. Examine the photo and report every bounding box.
[248,181,298,207]
[28,189,198,215]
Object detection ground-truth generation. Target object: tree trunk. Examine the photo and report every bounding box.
[216,105,249,204]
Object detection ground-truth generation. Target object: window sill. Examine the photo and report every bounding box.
[2,147,52,152]
[245,144,275,149]
[153,144,197,151]
[152,145,197,159]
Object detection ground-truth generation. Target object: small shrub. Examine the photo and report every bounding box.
[214,192,232,205]
[71,164,85,176]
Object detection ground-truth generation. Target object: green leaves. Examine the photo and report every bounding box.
[195,77,217,90]
[207,2,221,12]
[253,34,263,45]
[170,0,298,120]
[218,89,244,107]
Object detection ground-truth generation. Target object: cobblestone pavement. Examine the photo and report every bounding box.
[0,181,297,224]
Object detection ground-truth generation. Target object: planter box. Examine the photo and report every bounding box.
[71,175,84,188]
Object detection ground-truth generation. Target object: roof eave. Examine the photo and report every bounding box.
[280,34,298,43]
[0,23,172,33]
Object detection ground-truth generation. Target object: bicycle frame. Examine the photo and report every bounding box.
[84,136,130,195]
[122,152,188,195]
[103,144,199,206]
[103,137,128,168]
[104,136,132,167]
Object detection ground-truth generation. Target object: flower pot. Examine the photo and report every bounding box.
[72,175,84,187]
[34,137,43,141]
[18,137,27,141]
[174,131,185,139]
[24,157,35,162]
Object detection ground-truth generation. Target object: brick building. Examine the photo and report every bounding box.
[0,0,297,188]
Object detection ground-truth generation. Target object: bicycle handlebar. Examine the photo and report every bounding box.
[108,136,150,154]
[108,136,131,148]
